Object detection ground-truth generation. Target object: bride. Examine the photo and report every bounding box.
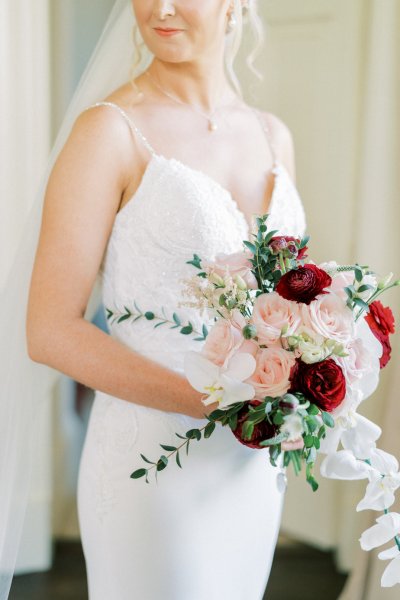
[21,0,306,598]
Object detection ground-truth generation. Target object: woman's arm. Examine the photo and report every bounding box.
[26,106,213,419]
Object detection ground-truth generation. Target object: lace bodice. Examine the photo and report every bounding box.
[91,102,306,375]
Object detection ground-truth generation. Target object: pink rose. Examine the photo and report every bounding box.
[251,292,301,346]
[247,347,296,399]
[204,250,258,289]
[302,293,354,344]
[335,338,370,384]
[318,262,353,301]
[201,320,242,367]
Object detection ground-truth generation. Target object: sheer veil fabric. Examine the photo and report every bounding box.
[0,2,154,597]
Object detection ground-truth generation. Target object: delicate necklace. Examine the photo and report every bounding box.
[145,70,234,133]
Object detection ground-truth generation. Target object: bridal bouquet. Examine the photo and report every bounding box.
[109,214,400,587]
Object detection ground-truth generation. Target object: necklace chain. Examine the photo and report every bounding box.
[145,70,236,133]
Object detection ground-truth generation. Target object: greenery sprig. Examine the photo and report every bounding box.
[105,301,208,341]
[130,393,334,492]
[245,214,309,294]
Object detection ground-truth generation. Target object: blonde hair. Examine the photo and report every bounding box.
[225,0,264,96]
[130,1,264,95]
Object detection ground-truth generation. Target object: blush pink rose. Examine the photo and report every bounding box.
[251,292,301,346]
[302,293,354,344]
[318,262,353,302]
[336,338,370,384]
[204,250,258,289]
[229,310,259,357]
[201,319,242,367]
[247,347,296,399]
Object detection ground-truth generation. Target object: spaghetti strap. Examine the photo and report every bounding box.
[251,108,278,166]
[85,101,157,157]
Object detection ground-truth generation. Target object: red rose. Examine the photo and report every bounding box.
[276,264,332,305]
[269,236,308,260]
[365,300,395,368]
[231,402,277,449]
[289,358,346,412]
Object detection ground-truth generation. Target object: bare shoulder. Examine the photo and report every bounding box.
[257,110,297,184]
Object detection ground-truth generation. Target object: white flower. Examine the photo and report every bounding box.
[360,512,400,551]
[184,350,256,410]
[378,545,400,587]
[357,448,400,511]
[281,413,304,442]
[320,449,373,480]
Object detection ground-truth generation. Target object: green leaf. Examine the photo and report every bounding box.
[259,431,289,446]
[156,456,168,471]
[321,411,334,428]
[204,421,216,438]
[354,298,370,311]
[130,468,147,479]
[140,453,156,465]
[144,311,155,320]
[176,451,182,468]
[229,413,238,430]
[357,284,374,293]
[117,314,131,323]
[307,446,317,464]
[186,428,201,441]
[272,412,284,426]
[243,241,257,254]
[180,324,193,335]
[354,266,363,282]
[304,435,314,448]
[154,321,167,328]
[159,444,177,452]
[307,477,319,492]
[173,313,181,326]
[202,324,209,338]
[175,433,187,439]
[186,439,191,456]
[308,404,319,416]
[186,254,202,269]
[242,420,255,440]
[313,436,320,450]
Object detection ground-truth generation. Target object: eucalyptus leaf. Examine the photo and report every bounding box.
[131,468,147,479]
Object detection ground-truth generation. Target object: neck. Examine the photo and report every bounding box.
[147,57,238,112]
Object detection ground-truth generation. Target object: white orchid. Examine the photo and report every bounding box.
[357,448,400,512]
[378,544,400,587]
[184,350,256,410]
[360,513,400,587]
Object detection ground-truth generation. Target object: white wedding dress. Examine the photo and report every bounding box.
[77,101,306,600]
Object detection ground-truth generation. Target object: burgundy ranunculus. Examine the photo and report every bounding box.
[289,358,346,412]
[276,264,332,305]
[269,236,308,260]
[365,300,395,368]
[231,402,277,449]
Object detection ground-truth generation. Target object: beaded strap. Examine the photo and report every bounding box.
[85,101,157,157]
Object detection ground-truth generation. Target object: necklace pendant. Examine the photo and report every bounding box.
[208,119,218,132]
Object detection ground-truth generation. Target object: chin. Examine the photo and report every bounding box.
[143,34,193,64]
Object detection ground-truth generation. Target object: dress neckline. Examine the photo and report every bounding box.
[115,153,289,233]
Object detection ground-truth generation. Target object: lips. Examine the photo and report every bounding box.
[153,27,183,37]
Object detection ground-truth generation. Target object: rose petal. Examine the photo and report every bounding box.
[225,352,257,382]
